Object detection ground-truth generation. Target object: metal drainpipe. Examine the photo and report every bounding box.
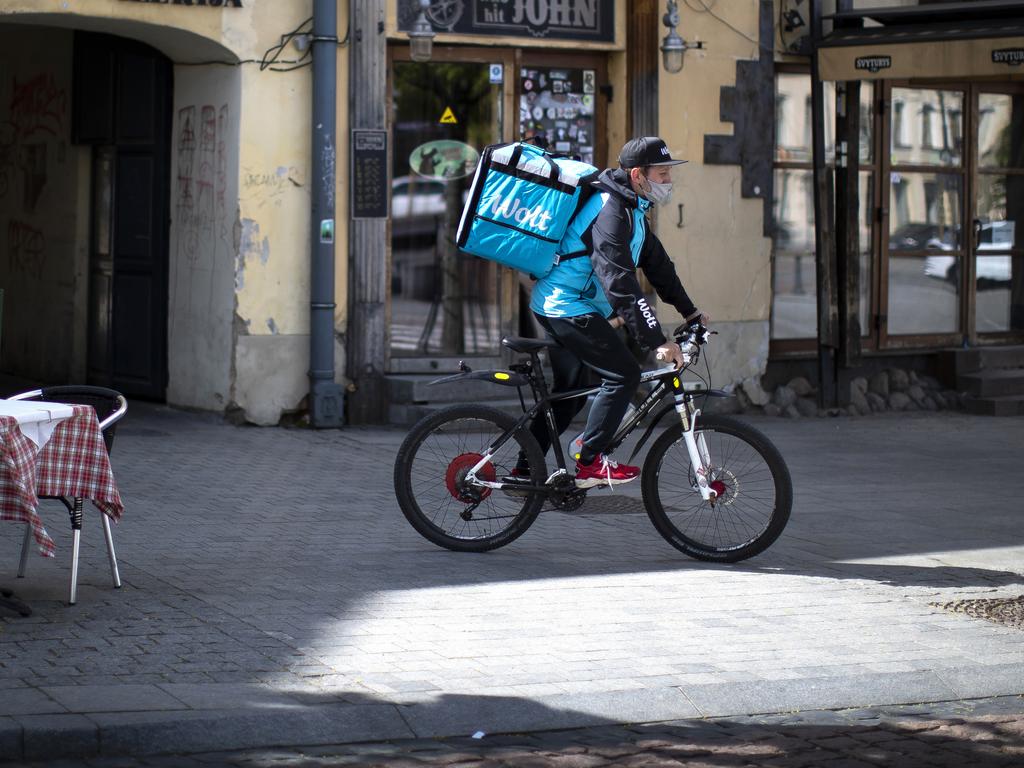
[309,0,345,427]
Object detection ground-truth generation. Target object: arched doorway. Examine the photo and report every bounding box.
[0,15,241,406]
[74,31,172,399]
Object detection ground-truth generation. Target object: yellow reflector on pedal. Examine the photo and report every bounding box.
[494,372,510,381]
[673,377,680,389]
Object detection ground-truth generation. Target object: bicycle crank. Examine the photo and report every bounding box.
[548,472,588,511]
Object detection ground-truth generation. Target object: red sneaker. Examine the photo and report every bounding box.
[574,454,640,489]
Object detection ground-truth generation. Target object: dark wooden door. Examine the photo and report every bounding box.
[74,33,170,399]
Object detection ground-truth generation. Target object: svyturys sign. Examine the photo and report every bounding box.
[399,0,615,43]
[855,55,891,73]
[992,48,1024,66]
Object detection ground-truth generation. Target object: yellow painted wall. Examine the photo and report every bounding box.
[656,0,773,385]
[0,0,351,425]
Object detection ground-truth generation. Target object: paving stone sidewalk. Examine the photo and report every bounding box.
[1,404,1023,761]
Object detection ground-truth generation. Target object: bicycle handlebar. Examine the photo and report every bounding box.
[655,322,714,366]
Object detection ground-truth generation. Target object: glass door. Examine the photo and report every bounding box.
[880,84,966,348]
[972,87,1024,339]
[388,49,512,363]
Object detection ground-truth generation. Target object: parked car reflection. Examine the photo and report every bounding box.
[898,221,1016,288]
[391,175,446,241]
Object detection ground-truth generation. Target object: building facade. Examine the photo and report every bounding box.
[0,0,327,424]
[2,1,1018,425]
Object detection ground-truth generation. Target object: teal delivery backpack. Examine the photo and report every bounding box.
[456,142,599,278]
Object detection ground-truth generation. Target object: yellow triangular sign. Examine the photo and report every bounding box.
[439,106,458,124]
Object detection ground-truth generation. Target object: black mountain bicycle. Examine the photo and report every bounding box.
[393,323,792,562]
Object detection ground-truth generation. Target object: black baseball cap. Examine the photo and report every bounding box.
[617,137,687,169]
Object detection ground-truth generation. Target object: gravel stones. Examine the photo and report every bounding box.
[907,384,928,407]
[869,371,890,397]
[889,392,911,411]
[865,392,887,412]
[931,595,1024,631]
[788,376,815,397]
[735,367,964,419]
[741,377,771,406]
[773,385,797,409]
[889,368,911,392]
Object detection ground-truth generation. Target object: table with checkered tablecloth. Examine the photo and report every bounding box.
[0,405,124,557]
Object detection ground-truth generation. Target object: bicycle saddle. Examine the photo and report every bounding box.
[501,336,560,353]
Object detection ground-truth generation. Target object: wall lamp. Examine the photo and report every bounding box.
[661,0,704,74]
[408,0,436,62]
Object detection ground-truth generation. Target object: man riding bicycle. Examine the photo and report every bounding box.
[522,136,709,489]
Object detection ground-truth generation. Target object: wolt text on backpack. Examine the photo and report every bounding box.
[456,142,599,279]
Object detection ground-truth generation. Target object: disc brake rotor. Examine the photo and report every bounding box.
[708,468,738,506]
[445,453,495,503]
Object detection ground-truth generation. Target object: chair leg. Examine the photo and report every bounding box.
[17,523,32,577]
[100,514,121,588]
[68,498,83,606]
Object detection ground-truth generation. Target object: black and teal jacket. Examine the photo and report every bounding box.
[530,168,698,349]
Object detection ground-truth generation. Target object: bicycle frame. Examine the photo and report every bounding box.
[462,339,721,502]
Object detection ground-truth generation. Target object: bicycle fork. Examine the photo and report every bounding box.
[673,387,717,503]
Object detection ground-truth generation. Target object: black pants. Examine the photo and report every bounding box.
[526,312,641,466]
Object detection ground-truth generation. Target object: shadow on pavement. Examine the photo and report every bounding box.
[6,689,1023,766]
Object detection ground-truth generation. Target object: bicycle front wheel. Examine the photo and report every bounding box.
[641,415,792,562]
[394,405,547,552]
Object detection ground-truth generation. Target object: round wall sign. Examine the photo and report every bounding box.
[409,140,480,180]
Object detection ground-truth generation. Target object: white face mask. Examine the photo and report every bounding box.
[641,174,674,206]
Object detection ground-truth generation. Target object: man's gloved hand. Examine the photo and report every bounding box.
[655,341,685,368]
[686,310,711,327]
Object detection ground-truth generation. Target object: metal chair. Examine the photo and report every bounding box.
[9,386,127,605]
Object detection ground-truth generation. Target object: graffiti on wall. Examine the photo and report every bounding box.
[8,219,45,279]
[176,103,230,265]
[0,121,15,200]
[0,72,65,214]
[9,73,66,141]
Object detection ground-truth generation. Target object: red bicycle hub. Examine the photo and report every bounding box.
[445,453,495,502]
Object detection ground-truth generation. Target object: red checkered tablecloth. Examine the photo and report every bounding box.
[0,405,124,557]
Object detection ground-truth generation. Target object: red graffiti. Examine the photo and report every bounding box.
[9,73,67,140]
[7,220,45,279]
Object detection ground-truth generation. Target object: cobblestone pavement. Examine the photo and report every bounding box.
[1,404,1023,761]
[9,696,1024,767]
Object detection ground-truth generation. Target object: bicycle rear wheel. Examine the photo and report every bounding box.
[641,415,792,562]
[394,405,547,552]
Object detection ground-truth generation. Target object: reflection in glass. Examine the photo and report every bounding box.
[771,168,816,338]
[978,93,1024,169]
[390,62,502,357]
[890,87,963,166]
[976,173,1024,251]
[888,171,961,252]
[772,254,818,339]
[975,256,1024,333]
[859,84,874,164]
[775,73,833,163]
[889,256,958,335]
[859,171,873,335]
[93,148,113,255]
